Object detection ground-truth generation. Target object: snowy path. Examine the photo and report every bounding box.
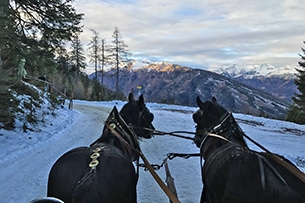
[0,103,111,203]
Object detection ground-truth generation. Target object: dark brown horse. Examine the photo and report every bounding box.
[193,96,305,203]
[47,93,154,203]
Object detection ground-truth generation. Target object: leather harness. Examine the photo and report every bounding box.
[197,111,289,191]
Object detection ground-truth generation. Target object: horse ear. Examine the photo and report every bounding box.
[107,106,119,121]
[212,97,217,103]
[139,95,145,106]
[196,96,204,109]
[128,92,134,103]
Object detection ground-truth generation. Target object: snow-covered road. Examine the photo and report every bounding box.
[0,103,112,203]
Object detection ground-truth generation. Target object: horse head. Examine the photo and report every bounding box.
[91,93,154,160]
[193,96,247,156]
[120,93,155,139]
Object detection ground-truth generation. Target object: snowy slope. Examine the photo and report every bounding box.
[127,61,297,78]
[207,63,297,79]
[0,100,305,203]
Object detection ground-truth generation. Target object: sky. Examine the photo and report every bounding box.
[72,0,305,70]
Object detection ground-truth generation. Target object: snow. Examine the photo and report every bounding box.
[129,59,152,70]
[207,63,297,79]
[1,100,305,203]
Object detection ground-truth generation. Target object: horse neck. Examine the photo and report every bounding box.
[213,115,248,148]
[117,114,141,152]
[102,127,139,161]
[201,117,248,160]
[201,137,230,159]
[119,103,140,128]
[91,119,140,162]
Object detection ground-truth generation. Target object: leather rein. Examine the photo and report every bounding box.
[105,122,181,203]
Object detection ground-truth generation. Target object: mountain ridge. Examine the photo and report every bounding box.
[127,61,298,103]
[129,60,297,78]
[94,62,291,119]
[205,63,296,79]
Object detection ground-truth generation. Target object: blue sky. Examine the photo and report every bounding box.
[73,0,305,69]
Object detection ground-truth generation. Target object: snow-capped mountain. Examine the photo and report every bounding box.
[96,62,290,119]
[127,60,187,72]
[207,63,297,79]
[206,63,298,102]
[127,59,152,70]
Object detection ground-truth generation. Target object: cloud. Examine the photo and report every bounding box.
[73,0,305,69]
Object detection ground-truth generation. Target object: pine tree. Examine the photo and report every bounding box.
[107,26,131,99]
[0,0,8,72]
[2,0,83,75]
[287,41,305,124]
[70,35,86,73]
[87,29,102,80]
[0,0,83,129]
[1,0,17,129]
[9,0,83,50]
[66,34,86,98]
[0,0,9,47]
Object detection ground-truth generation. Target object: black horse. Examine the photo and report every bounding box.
[193,96,305,203]
[47,93,154,203]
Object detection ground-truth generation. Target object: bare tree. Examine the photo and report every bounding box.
[100,38,106,85]
[107,26,131,99]
[87,29,102,80]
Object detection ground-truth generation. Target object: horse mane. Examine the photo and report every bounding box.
[206,99,248,148]
[226,115,248,148]
[194,97,248,155]
[90,106,140,161]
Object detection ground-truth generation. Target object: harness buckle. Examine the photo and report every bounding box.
[89,160,99,169]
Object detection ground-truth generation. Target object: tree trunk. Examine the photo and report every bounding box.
[115,43,119,100]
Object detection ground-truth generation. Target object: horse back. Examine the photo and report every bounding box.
[202,145,305,203]
[48,144,137,203]
[260,152,305,192]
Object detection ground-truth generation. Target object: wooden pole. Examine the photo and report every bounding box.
[164,159,179,203]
